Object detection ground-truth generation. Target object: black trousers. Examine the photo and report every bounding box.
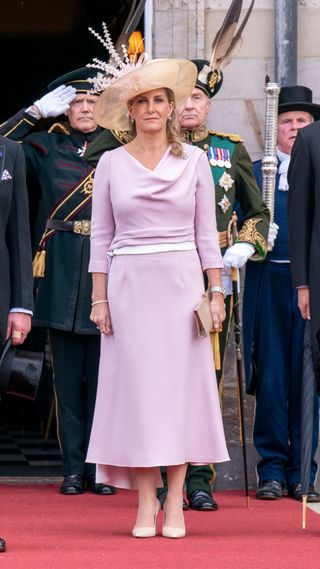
[49,329,100,477]
[159,464,215,499]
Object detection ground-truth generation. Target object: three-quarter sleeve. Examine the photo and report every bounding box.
[89,151,115,273]
[195,151,224,271]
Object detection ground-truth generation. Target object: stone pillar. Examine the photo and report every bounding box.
[153,0,206,58]
[275,0,298,85]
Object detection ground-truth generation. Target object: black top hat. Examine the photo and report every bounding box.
[278,85,320,120]
[0,339,43,401]
[48,66,101,94]
[191,59,223,99]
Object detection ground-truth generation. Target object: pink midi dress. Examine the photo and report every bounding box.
[87,143,229,489]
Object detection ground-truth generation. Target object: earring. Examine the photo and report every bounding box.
[167,115,172,122]
[130,116,135,124]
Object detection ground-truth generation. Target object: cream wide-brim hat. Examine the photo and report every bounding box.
[93,58,198,131]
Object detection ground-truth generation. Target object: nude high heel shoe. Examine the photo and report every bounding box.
[162,525,186,539]
[132,499,161,538]
[162,504,186,538]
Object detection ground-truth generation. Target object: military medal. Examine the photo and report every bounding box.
[219,172,235,191]
[216,148,224,168]
[208,146,232,169]
[223,149,231,169]
[218,194,231,214]
[207,146,217,166]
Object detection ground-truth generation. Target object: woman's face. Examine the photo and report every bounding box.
[128,88,174,134]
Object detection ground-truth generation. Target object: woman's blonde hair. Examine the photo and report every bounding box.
[127,88,184,158]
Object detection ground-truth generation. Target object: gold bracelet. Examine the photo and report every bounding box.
[91,299,108,306]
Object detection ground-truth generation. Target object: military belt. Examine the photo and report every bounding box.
[46,219,91,235]
[46,221,226,244]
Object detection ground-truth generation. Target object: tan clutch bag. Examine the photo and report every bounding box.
[194,290,213,338]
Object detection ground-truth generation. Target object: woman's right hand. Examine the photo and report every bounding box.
[210,293,226,332]
[90,303,113,335]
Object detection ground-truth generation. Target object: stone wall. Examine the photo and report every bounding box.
[152,0,320,160]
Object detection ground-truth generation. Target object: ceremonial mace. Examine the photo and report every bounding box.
[227,79,280,506]
[261,77,280,236]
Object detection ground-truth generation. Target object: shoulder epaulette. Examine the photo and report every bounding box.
[111,129,132,145]
[208,130,243,143]
[48,122,70,135]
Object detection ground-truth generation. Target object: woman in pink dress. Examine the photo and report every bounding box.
[87,57,229,538]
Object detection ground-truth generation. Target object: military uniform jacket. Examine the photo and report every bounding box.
[0,135,33,347]
[182,127,269,256]
[0,110,123,333]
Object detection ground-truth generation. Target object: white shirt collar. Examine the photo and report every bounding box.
[276,147,291,191]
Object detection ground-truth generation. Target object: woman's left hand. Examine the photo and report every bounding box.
[210,293,226,332]
[90,302,113,335]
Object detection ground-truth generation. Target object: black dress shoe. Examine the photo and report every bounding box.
[256,480,283,500]
[0,538,6,553]
[287,483,320,503]
[157,490,189,510]
[86,476,115,495]
[188,489,218,511]
[60,474,84,495]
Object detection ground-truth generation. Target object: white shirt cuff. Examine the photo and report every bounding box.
[10,308,33,316]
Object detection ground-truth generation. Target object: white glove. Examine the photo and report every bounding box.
[223,243,255,268]
[33,85,76,118]
[267,222,279,248]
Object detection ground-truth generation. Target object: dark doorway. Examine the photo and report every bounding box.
[0,0,144,121]
[0,0,144,477]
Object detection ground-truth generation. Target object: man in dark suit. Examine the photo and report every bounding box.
[243,86,320,501]
[0,134,34,552]
[288,90,320,420]
[0,136,33,350]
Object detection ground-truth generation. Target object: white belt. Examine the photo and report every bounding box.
[107,241,196,256]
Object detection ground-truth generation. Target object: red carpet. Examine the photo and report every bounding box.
[1,485,320,569]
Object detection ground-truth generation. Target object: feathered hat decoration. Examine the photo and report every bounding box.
[198,0,255,94]
[86,22,146,94]
[86,0,147,93]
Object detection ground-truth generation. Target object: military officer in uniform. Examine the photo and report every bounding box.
[0,67,126,495]
[158,60,270,512]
